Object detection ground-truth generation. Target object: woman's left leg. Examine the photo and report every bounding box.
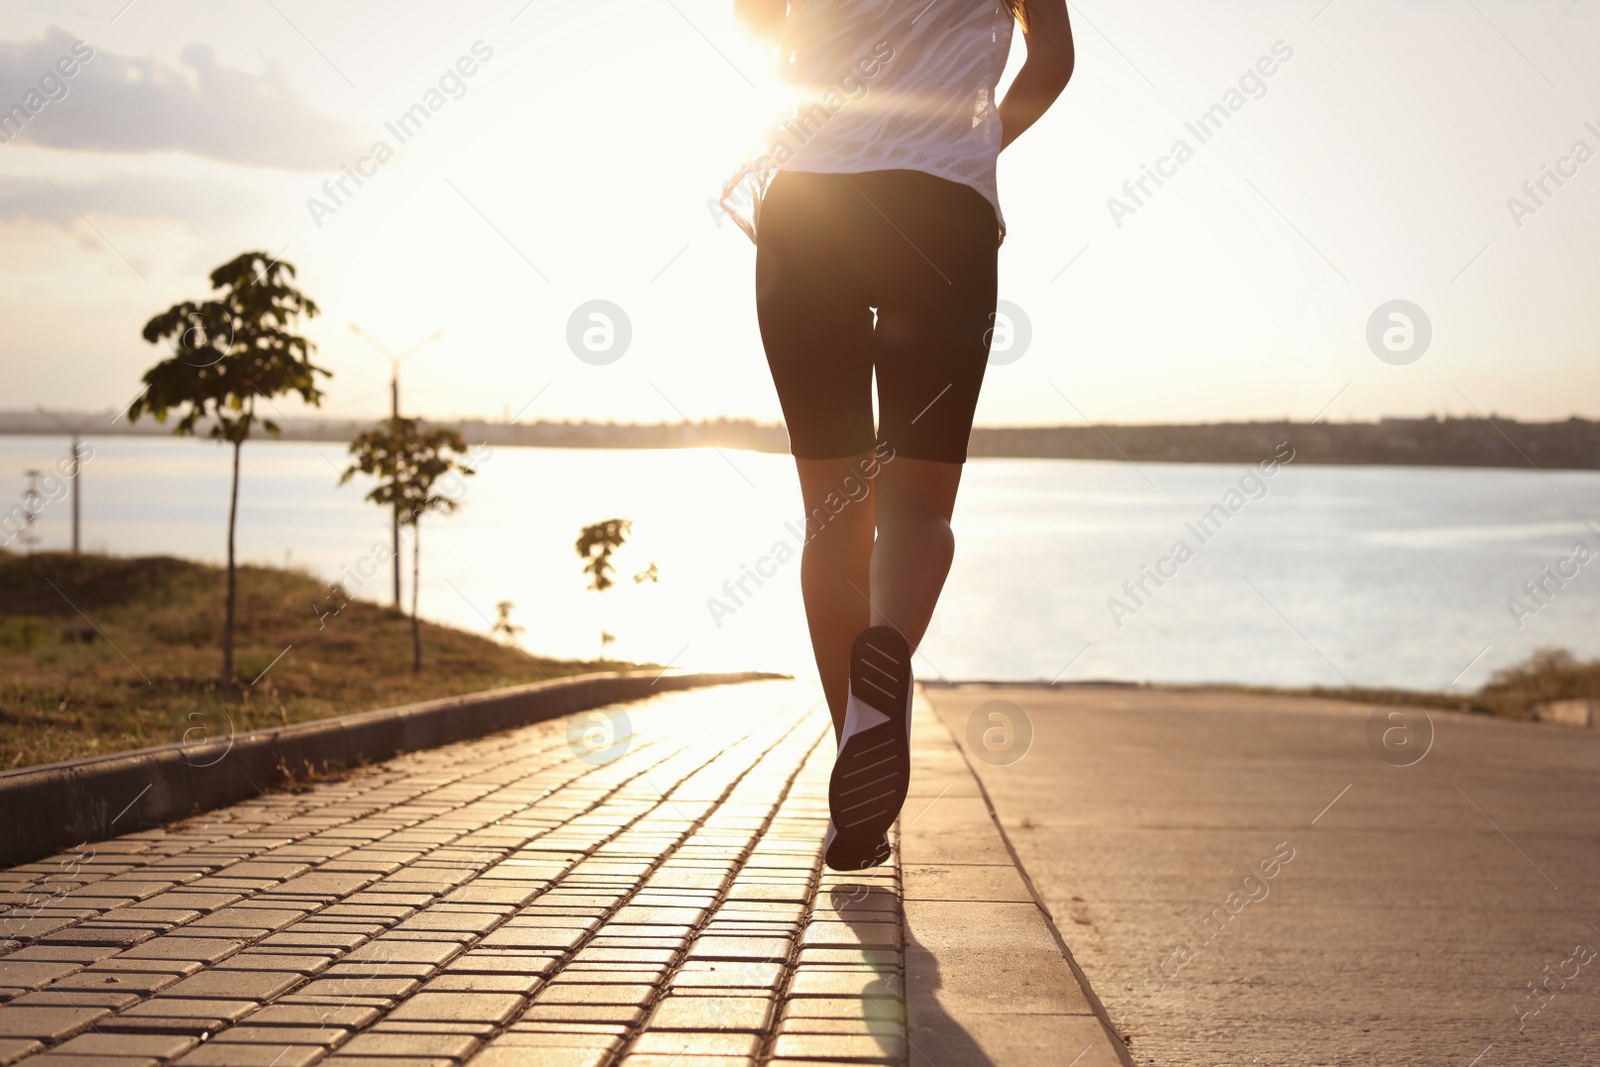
[794,454,879,738]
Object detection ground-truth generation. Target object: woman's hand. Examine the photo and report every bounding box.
[734,0,788,43]
[999,0,1074,151]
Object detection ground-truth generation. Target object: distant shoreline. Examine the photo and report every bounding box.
[3,411,1597,470]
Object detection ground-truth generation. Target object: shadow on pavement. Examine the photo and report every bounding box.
[826,883,995,1067]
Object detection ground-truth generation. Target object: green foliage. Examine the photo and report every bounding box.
[0,617,49,652]
[576,519,631,593]
[491,600,524,644]
[128,251,331,692]
[130,251,329,442]
[342,418,477,672]
[1479,647,1600,718]
[340,417,476,523]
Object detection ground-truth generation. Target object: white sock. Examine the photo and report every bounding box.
[837,683,893,753]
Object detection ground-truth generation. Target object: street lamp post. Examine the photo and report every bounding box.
[34,407,103,554]
[348,325,443,610]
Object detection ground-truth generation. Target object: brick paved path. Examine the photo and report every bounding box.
[0,681,910,1067]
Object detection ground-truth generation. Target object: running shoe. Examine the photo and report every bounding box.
[824,626,913,871]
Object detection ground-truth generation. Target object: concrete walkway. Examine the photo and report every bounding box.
[923,684,1600,1067]
[0,681,1124,1067]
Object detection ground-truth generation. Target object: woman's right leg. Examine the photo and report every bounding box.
[868,456,963,654]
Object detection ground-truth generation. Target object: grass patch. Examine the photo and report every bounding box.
[1476,648,1600,719]
[0,550,634,770]
[1206,647,1600,721]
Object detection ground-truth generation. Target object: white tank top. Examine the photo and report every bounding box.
[721,0,1015,243]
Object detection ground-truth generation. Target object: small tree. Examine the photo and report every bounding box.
[492,600,524,645]
[575,520,658,662]
[342,417,475,671]
[131,251,327,692]
[577,519,630,661]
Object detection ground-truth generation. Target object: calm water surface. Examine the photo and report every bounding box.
[4,434,1598,691]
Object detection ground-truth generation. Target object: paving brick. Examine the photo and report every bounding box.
[175,1042,326,1067]
[607,907,706,927]
[22,1055,164,1067]
[270,874,377,898]
[516,1004,646,1026]
[549,967,666,984]
[78,957,205,977]
[212,954,330,975]
[686,937,793,962]
[630,1030,760,1056]
[0,1005,110,1040]
[770,1031,905,1061]
[439,886,542,908]
[568,948,675,966]
[786,970,901,998]
[2,947,118,965]
[647,996,773,1032]
[35,928,156,949]
[336,1031,478,1058]
[800,922,901,950]
[531,984,654,1007]
[242,1004,381,1030]
[0,1038,42,1064]
[115,997,248,1021]
[160,969,303,1001]
[206,1025,345,1047]
[499,1022,627,1041]
[476,928,586,952]
[50,1030,200,1059]
[99,908,204,926]
[316,963,436,981]
[385,992,525,1025]
[777,1015,908,1037]
[368,1020,499,1037]
[421,974,542,995]
[342,941,462,966]
[0,962,81,992]
[257,932,369,953]
[189,909,307,933]
[586,937,684,954]
[465,1049,607,1067]
[669,962,785,990]
[618,1056,752,1067]
[796,949,900,968]
[440,954,560,977]
[389,912,503,936]
[780,997,906,1024]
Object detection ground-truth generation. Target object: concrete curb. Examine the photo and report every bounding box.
[899,685,1135,1067]
[0,669,781,869]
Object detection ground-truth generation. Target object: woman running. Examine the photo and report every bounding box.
[725,0,1074,871]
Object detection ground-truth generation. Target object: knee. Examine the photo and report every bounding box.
[879,512,954,555]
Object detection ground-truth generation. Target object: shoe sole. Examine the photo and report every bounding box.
[825,626,912,872]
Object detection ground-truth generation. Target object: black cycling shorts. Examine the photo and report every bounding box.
[754,168,999,464]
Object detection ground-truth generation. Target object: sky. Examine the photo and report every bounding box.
[1,0,1597,431]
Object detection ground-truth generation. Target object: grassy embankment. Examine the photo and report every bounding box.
[0,551,629,770]
[1220,646,1600,720]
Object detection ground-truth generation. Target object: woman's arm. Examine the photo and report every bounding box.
[734,0,787,43]
[998,0,1074,151]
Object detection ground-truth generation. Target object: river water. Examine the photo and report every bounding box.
[4,434,1597,692]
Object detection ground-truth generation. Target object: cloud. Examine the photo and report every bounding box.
[0,172,272,232]
[0,26,362,170]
